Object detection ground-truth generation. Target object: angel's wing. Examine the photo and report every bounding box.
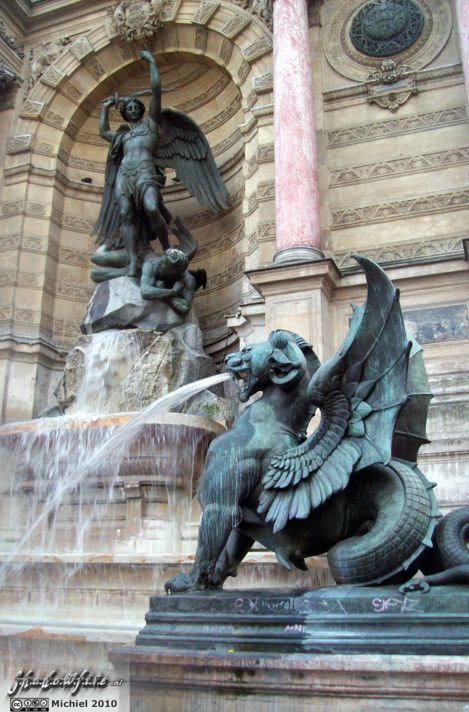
[258,256,412,533]
[156,108,230,213]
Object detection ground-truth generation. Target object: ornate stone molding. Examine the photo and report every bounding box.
[1,200,49,218]
[242,36,272,62]
[108,0,180,41]
[7,134,33,154]
[328,106,467,147]
[193,1,219,25]
[332,189,469,228]
[182,186,244,230]
[257,220,276,242]
[50,207,95,233]
[0,20,24,59]
[25,36,73,97]
[0,234,21,251]
[198,298,243,334]
[199,95,242,133]
[70,36,94,61]
[253,71,273,94]
[176,74,230,112]
[221,14,251,39]
[333,234,465,269]
[192,223,244,262]
[365,60,418,112]
[329,146,469,186]
[203,256,245,293]
[323,0,452,81]
[225,0,272,31]
[0,60,18,92]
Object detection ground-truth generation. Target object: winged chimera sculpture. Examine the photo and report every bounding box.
[166,256,469,593]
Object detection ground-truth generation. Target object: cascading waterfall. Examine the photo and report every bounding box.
[0,373,230,591]
[67,330,146,415]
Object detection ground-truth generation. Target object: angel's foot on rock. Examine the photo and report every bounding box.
[164,572,197,594]
[399,579,430,594]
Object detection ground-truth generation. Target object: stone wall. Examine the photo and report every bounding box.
[0,0,275,421]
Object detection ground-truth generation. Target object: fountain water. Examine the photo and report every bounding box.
[0,348,231,695]
[0,330,331,699]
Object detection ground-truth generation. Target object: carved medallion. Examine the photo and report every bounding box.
[323,0,452,81]
[350,0,424,56]
[111,0,172,41]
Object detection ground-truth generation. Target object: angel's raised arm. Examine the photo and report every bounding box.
[141,46,161,128]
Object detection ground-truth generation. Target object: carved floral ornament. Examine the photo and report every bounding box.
[110,0,174,41]
[109,0,273,39]
[365,59,418,111]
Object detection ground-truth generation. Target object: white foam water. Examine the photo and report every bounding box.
[0,373,230,581]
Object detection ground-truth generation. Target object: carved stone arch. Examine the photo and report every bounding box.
[21,0,273,147]
[6,2,274,361]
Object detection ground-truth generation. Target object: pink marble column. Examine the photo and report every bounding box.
[454,0,469,108]
[273,0,323,263]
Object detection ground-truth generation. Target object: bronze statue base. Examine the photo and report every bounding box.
[136,585,469,655]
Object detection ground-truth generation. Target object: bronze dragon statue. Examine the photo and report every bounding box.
[166,256,469,593]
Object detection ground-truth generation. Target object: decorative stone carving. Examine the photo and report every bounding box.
[329,145,469,186]
[84,58,105,80]
[45,110,65,128]
[219,37,233,63]
[110,0,174,41]
[41,66,66,88]
[333,234,464,269]
[0,20,24,59]
[0,60,17,91]
[324,0,452,81]
[331,188,469,228]
[193,1,219,25]
[26,37,72,96]
[327,106,467,147]
[194,27,207,51]
[350,0,424,57]
[242,36,272,61]
[365,60,418,111]
[253,71,273,94]
[70,36,94,60]
[21,101,45,118]
[221,14,251,39]
[226,0,272,31]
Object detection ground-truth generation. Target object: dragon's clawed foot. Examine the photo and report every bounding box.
[399,579,430,594]
[164,572,196,594]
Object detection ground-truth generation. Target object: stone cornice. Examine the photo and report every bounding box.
[3,0,114,34]
[324,64,464,106]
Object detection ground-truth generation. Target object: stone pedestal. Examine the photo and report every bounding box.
[110,646,469,712]
[245,258,340,361]
[135,585,469,655]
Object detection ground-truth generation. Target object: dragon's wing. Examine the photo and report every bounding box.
[258,256,412,533]
[392,336,432,463]
[156,107,230,213]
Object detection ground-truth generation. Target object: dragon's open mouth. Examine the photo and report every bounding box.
[227,366,254,402]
